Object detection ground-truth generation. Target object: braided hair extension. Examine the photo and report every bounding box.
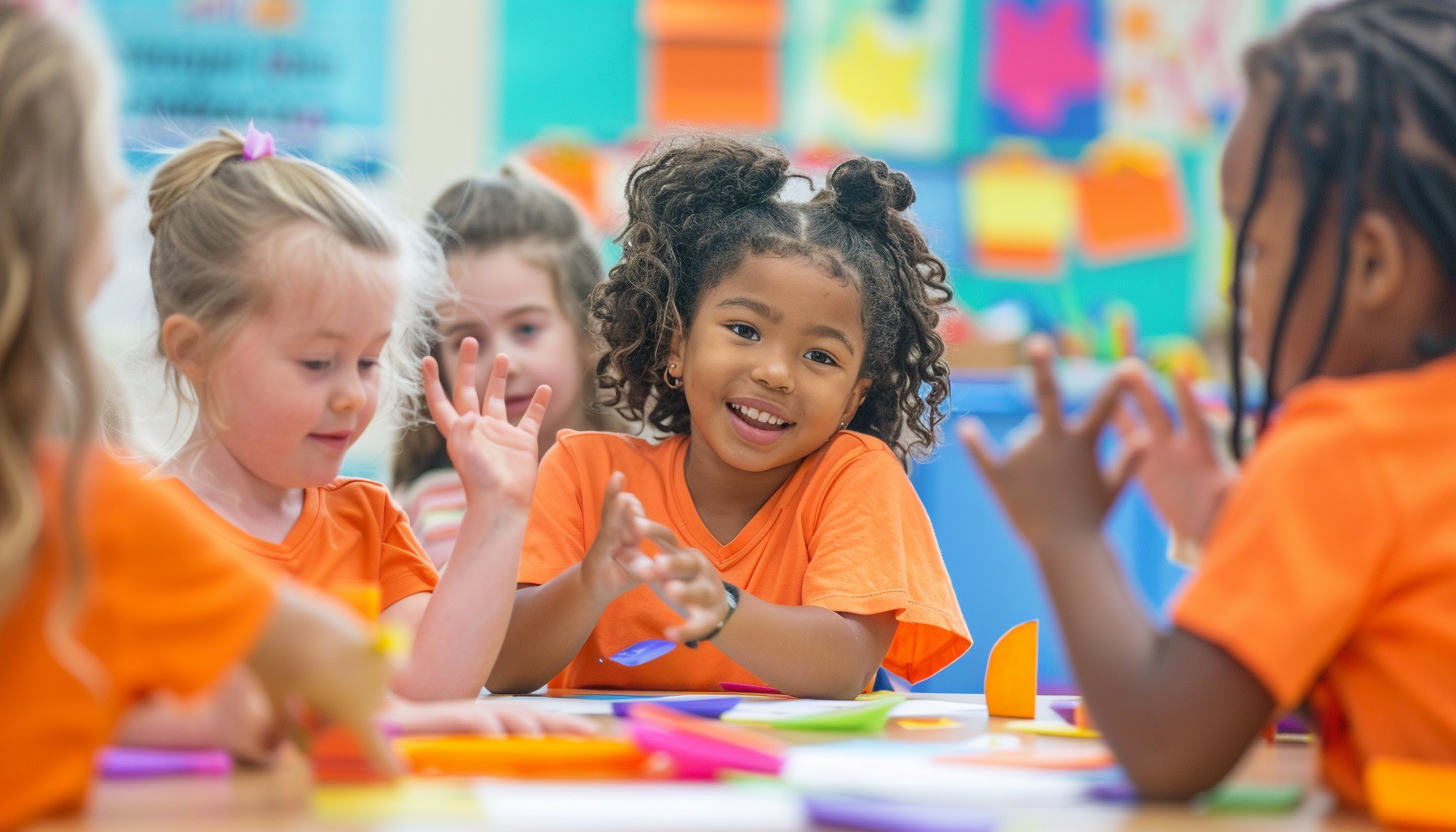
[1230,0,1456,458]
[590,135,952,462]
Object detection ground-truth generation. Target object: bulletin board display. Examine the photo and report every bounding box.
[496,0,1301,352]
[93,0,393,178]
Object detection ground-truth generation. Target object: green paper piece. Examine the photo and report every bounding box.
[755,697,906,733]
[1199,783,1304,814]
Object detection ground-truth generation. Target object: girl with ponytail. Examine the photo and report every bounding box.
[489,135,970,698]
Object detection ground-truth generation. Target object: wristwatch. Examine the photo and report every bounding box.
[685,581,741,649]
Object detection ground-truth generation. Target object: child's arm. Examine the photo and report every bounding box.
[246,583,395,772]
[486,473,649,693]
[114,667,280,764]
[382,340,550,701]
[1113,365,1238,548]
[959,337,1273,799]
[636,523,899,700]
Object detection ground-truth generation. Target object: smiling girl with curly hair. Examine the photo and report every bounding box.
[489,135,971,698]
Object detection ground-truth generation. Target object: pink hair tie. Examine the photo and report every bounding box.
[241,121,274,161]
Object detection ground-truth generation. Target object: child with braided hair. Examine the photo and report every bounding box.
[489,135,970,699]
[962,0,1456,805]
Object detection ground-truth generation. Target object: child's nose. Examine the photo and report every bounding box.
[331,370,367,412]
[751,353,793,392]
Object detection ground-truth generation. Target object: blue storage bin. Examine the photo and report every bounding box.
[909,371,1191,693]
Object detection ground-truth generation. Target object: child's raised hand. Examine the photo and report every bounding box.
[637,521,730,645]
[958,335,1142,554]
[422,337,551,509]
[1114,364,1237,546]
[376,697,595,738]
[580,472,652,603]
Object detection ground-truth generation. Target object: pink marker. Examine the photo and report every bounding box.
[96,747,232,779]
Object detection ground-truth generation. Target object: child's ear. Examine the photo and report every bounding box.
[160,314,208,384]
[666,326,686,385]
[1348,209,1406,312]
[839,378,872,427]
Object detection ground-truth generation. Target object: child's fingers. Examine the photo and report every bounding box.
[956,417,1003,478]
[1025,335,1065,433]
[1106,434,1149,497]
[454,338,482,416]
[639,519,682,550]
[652,549,706,581]
[1075,366,1130,439]
[539,712,596,735]
[665,601,726,644]
[483,353,510,421]
[597,472,625,527]
[1171,371,1216,454]
[514,384,553,435]
[421,356,458,435]
[491,706,545,739]
[343,715,402,776]
[1125,363,1174,439]
[1112,401,1143,440]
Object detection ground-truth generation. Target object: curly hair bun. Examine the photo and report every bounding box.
[628,136,791,233]
[826,157,916,225]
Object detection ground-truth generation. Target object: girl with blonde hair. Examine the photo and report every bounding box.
[137,123,585,733]
[0,4,396,825]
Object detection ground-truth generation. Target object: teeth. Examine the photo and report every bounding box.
[731,403,787,427]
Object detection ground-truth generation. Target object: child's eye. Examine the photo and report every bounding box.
[727,323,760,341]
[300,359,331,372]
[805,349,838,366]
[358,358,380,372]
[514,323,540,340]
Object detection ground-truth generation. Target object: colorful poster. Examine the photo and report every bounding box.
[641,0,783,131]
[1103,0,1261,142]
[1077,138,1189,264]
[93,0,392,176]
[963,144,1077,279]
[790,0,963,158]
[985,0,1102,143]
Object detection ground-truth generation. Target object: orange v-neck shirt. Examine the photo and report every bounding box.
[520,430,971,691]
[160,477,438,610]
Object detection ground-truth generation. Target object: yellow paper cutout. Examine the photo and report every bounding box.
[965,149,1076,279]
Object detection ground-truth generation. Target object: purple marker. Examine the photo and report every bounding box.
[608,639,677,667]
[1088,780,1140,802]
[612,697,740,719]
[96,747,232,779]
[804,794,995,832]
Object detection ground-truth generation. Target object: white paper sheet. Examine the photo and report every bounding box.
[473,782,806,831]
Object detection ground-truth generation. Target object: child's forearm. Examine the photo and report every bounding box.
[709,595,897,700]
[486,564,608,694]
[394,508,527,701]
[113,668,277,763]
[1031,532,1273,799]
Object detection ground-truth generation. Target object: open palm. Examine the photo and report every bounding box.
[422,338,551,509]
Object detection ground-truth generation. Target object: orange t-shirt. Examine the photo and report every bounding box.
[520,430,971,691]
[161,477,438,610]
[0,448,276,830]
[1174,356,1456,806]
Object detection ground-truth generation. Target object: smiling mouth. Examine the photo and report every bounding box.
[727,402,794,431]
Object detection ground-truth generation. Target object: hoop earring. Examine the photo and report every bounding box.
[664,363,683,390]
